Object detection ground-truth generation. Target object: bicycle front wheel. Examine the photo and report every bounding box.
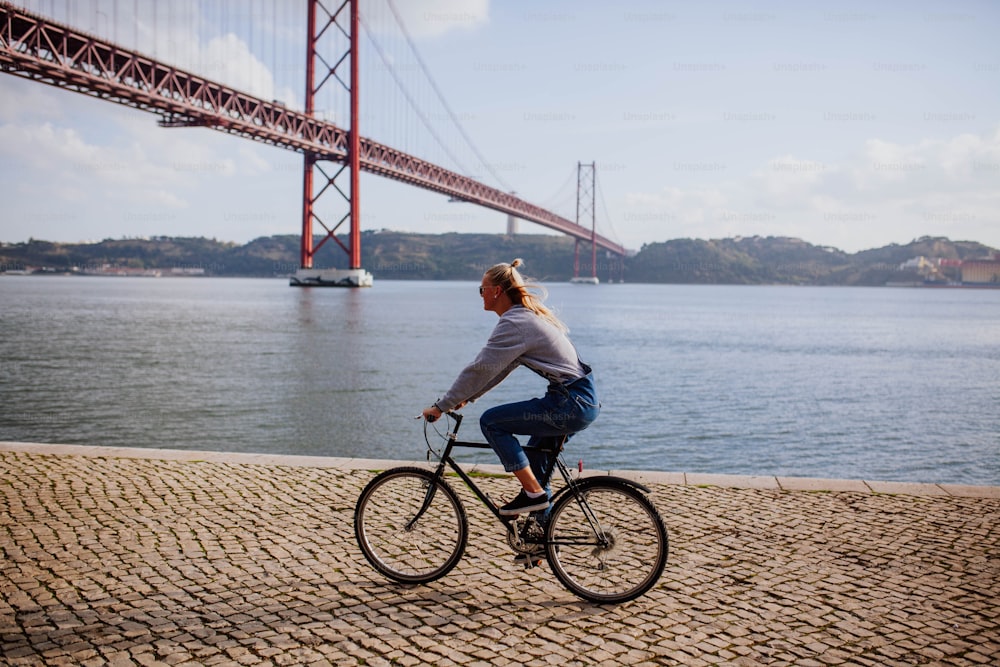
[354,467,468,584]
[547,479,668,603]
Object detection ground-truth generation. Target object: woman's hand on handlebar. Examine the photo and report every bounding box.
[422,401,467,422]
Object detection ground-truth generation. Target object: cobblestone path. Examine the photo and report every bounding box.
[1,450,997,666]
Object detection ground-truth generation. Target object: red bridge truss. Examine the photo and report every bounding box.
[0,2,626,260]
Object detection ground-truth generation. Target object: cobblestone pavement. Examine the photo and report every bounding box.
[1,446,998,666]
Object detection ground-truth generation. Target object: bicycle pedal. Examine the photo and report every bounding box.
[515,554,544,569]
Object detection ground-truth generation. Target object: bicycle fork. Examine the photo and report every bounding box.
[553,457,613,551]
[405,458,451,531]
[404,479,437,531]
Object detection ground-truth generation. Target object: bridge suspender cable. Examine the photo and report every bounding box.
[382,0,514,194]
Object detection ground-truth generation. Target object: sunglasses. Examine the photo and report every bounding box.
[479,285,496,296]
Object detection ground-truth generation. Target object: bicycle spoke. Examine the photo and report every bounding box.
[547,482,668,603]
[354,468,467,584]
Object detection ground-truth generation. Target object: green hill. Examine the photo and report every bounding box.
[1,233,996,285]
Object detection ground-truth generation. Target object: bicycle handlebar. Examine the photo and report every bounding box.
[418,410,462,425]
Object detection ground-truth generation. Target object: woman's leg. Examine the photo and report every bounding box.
[524,435,563,500]
[481,392,581,472]
[479,397,545,474]
[512,467,544,494]
[483,384,599,518]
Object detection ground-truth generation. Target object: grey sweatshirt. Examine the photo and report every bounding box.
[436,305,588,412]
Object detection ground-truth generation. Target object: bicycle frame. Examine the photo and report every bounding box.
[410,413,519,528]
[411,412,612,550]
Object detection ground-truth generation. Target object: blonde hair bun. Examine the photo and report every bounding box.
[483,258,567,332]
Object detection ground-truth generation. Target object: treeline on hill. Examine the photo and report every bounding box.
[1,232,996,285]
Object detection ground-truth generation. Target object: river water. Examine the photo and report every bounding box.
[1,277,997,485]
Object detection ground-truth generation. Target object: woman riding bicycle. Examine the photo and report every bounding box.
[422,259,600,516]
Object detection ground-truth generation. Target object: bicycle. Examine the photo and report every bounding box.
[353,411,669,604]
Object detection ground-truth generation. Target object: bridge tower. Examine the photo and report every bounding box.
[571,162,599,284]
[291,0,372,287]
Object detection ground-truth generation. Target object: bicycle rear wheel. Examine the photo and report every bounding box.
[546,479,668,603]
[354,467,468,584]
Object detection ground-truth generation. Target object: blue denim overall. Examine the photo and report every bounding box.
[480,370,600,499]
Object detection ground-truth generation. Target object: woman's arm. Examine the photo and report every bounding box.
[434,317,525,412]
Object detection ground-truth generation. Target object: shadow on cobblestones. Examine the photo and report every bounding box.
[1,453,998,666]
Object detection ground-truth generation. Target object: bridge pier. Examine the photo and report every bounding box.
[289,268,373,288]
[294,0,371,288]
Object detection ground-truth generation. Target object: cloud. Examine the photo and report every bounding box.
[196,33,279,102]
[624,187,729,238]
[0,77,66,124]
[1,120,176,194]
[623,126,1000,251]
[237,144,274,175]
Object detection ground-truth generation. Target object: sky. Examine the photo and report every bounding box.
[1,0,998,254]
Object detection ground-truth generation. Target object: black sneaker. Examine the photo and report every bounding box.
[499,490,550,516]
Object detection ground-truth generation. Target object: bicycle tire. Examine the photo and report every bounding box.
[546,479,668,603]
[354,467,468,585]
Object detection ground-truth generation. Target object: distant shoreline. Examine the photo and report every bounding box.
[5,272,1000,289]
[2,233,998,286]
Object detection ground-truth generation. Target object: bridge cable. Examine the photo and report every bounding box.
[539,165,578,216]
[595,170,624,248]
[358,11,473,177]
[383,0,514,194]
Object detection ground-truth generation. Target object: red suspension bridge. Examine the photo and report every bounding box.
[0,0,626,286]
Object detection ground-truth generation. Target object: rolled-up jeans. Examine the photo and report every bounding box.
[480,374,600,499]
